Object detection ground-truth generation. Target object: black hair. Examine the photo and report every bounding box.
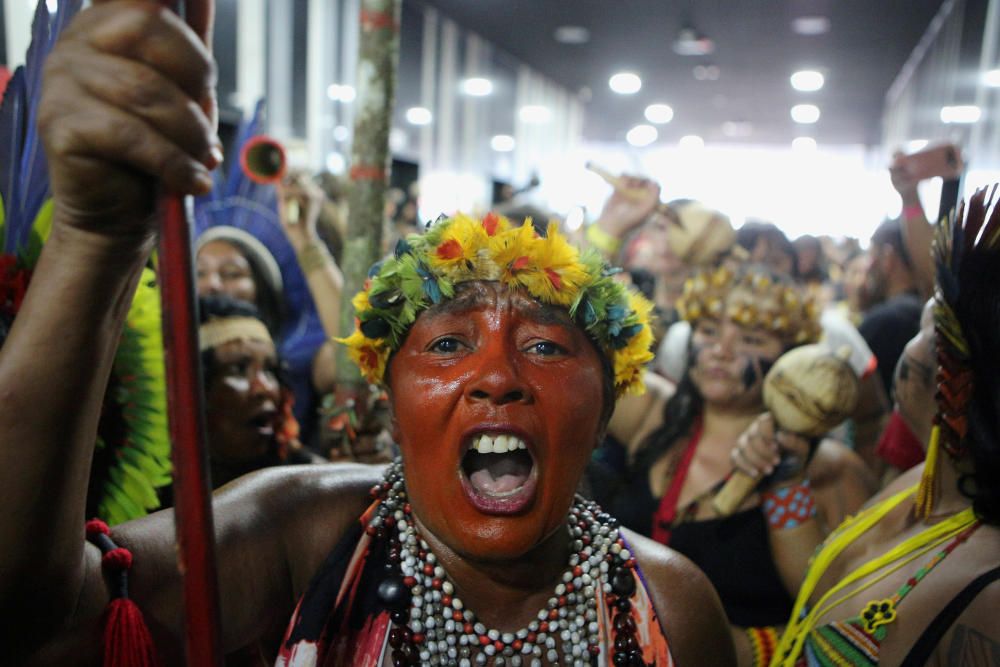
[871,217,913,269]
[197,294,290,389]
[951,247,1000,525]
[736,221,799,278]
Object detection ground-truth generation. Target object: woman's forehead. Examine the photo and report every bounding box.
[421,282,575,327]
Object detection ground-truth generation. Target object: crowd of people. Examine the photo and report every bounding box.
[0,2,998,667]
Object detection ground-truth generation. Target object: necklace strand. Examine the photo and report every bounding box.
[367,460,650,666]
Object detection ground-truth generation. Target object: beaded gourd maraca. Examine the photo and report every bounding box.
[713,344,860,516]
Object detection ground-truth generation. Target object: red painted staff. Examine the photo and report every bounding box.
[156,1,223,665]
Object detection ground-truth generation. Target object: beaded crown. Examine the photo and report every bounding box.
[338,213,655,396]
[676,264,821,344]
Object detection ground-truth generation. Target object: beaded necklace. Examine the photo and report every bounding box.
[366,460,650,666]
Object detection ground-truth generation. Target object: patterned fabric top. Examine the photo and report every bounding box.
[276,501,676,666]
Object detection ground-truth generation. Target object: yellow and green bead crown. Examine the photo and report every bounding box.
[338,213,655,396]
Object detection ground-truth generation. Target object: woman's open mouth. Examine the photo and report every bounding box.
[459,433,538,514]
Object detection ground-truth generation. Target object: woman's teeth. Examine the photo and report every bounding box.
[470,433,527,454]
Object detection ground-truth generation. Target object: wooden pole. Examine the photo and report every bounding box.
[333,0,402,407]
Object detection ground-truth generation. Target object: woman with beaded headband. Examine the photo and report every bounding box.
[730,186,1000,667]
[591,262,873,631]
[2,7,734,663]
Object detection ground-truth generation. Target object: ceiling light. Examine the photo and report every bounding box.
[626,124,658,147]
[405,107,433,126]
[984,69,1000,87]
[673,26,715,56]
[333,125,350,142]
[461,77,493,97]
[609,72,642,95]
[679,135,704,149]
[906,139,929,152]
[791,104,821,124]
[644,104,674,124]
[791,16,830,36]
[940,105,981,124]
[490,134,515,152]
[554,26,590,44]
[693,65,720,81]
[519,105,552,124]
[722,121,753,138]
[792,137,817,151]
[327,84,356,102]
[790,70,824,92]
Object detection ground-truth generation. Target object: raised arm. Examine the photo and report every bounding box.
[0,0,220,648]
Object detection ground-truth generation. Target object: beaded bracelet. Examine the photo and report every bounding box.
[585,223,622,254]
[296,240,332,274]
[761,482,816,530]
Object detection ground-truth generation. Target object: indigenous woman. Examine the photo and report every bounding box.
[1,6,734,664]
[734,188,1000,667]
[593,263,874,629]
[196,295,316,489]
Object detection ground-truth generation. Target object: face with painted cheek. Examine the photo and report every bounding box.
[205,337,282,465]
[387,283,606,562]
[689,317,785,409]
[893,300,936,445]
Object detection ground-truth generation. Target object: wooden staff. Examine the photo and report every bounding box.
[156,1,223,665]
[585,162,680,223]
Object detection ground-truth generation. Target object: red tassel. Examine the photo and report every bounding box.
[103,597,160,667]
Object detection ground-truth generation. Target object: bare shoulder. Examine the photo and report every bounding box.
[624,528,737,667]
[226,463,387,592]
[809,438,875,489]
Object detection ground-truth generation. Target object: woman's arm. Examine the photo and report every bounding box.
[0,0,219,649]
[277,172,345,394]
[607,371,674,454]
[627,529,737,667]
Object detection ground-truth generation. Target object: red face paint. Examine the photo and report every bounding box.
[387,283,605,562]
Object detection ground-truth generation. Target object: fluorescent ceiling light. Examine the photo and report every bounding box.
[626,124,657,147]
[461,77,493,97]
[722,121,753,138]
[983,69,1000,87]
[490,135,516,152]
[554,26,590,44]
[327,84,356,102]
[679,135,704,149]
[644,104,674,124]
[792,137,817,151]
[906,139,929,152]
[405,107,433,126]
[791,104,821,124]
[791,16,830,36]
[940,105,981,124]
[519,105,552,124]
[790,70,824,92]
[333,125,350,142]
[609,72,642,95]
